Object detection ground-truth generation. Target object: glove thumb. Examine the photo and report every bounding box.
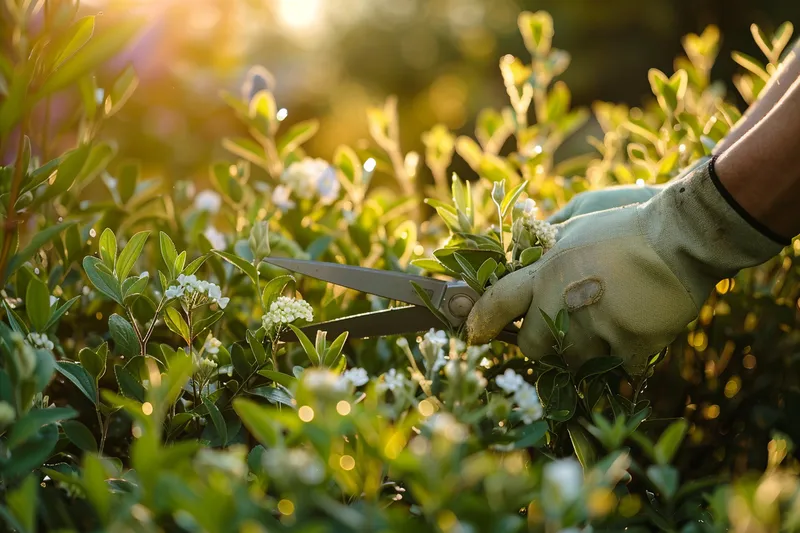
[466,264,535,345]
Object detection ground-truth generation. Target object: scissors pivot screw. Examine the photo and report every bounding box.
[448,294,475,318]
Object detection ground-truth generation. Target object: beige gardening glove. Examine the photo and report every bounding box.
[547,156,711,223]
[467,158,787,374]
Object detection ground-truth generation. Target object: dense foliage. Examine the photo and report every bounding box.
[0,2,799,532]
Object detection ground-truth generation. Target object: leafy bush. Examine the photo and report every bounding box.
[0,3,799,532]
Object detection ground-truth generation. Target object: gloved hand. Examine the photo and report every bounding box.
[547,157,711,223]
[467,158,786,374]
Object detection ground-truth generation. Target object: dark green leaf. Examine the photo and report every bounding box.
[514,420,548,448]
[520,246,543,266]
[109,314,139,357]
[4,475,37,533]
[248,386,294,407]
[568,423,597,468]
[233,398,279,447]
[555,308,569,336]
[647,464,680,499]
[61,420,98,452]
[410,281,451,329]
[246,329,267,367]
[231,343,255,379]
[3,301,29,336]
[79,344,107,382]
[575,356,624,384]
[114,365,146,403]
[182,254,208,276]
[56,361,97,404]
[538,307,560,343]
[2,424,59,479]
[83,256,123,304]
[203,397,227,446]
[258,369,298,390]
[7,407,78,448]
[25,276,50,332]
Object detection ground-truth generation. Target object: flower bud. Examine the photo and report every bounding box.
[248,220,271,260]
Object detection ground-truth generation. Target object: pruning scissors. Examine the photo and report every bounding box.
[264,257,519,345]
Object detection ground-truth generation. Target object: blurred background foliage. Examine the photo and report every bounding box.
[17,0,800,192]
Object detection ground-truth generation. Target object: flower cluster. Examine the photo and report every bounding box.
[27,332,54,351]
[275,158,341,210]
[203,335,222,356]
[261,296,314,334]
[194,190,222,214]
[165,274,230,309]
[302,367,370,395]
[419,328,448,373]
[262,447,325,485]
[378,368,409,393]
[496,369,543,424]
[512,198,558,250]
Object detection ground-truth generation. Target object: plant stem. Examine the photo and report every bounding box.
[0,114,28,287]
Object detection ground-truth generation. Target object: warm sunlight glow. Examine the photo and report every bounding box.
[277,0,323,30]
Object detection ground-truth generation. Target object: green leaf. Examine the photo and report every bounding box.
[173,251,186,275]
[575,356,623,383]
[159,232,179,278]
[323,331,348,367]
[5,475,37,533]
[3,301,29,336]
[117,160,140,204]
[7,222,75,278]
[248,386,293,408]
[7,407,78,448]
[56,362,97,404]
[38,18,143,97]
[213,250,258,286]
[109,314,139,357]
[52,16,96,68]
[38,144,90,202]
[261,275,296,310]
[654,419,688,465]
[555,308,569,335]
[43,296,79,331]
[258,369,298,390]
[123,275,149,304]
[182,254,209,276]
[514,420,548,448]
[25,276,50,332]
[233,398,279,447]
[2,423,59,479]
[452,252,478,279]
[99,228,117,270]
[104,65,139,117]
[83,454,110,523]
[222,137,269,168]
[231,343,255,379]
[646,464,680,499]
[249,90,277,135]
[116,231,150,280]
[288,325,320,365]
[79,344,107,382]
[62,420,98,452]
[410,281,451,329]
[278,119,319,159]
[568,423,597,469]
[83,256,123,305]
[491,179,506,209]
[520,246,543,267]
[246,329,267,367]
[193,310,224,339]
[476,258,497,286]
[203,397,227,446]
[538,308,560,342]
[164,307,190,343]
[114,365,145,403]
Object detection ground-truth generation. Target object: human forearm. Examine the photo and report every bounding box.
[713,39,800,155]
[715,73,800,241]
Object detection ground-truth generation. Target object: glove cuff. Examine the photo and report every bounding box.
[706,155,792,246]
[641,157,786,305]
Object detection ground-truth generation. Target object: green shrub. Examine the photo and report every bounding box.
[0,3,798,532]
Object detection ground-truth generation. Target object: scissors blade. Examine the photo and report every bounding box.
[278,306,443,342]
[265,257,448,307]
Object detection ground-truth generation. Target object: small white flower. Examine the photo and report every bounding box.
[303,368,344,393]
[426,412,468,443]
[204,336,222,356]
[216,297,230,309]
[341,367,369,388]
[281,158,339,203]
[165,285,184,300]
[207,284,222,300]
[271,185,296,212]
[496,369,525,394]
[316,166,341,205]
[27,332,54,351]
[342,209,357,225]
[194,190,222,213]
[49,296,58,307]
[422,329,448,350]
[379,368,408,393]
[195,448,247,478]
[543,458,583,502]
[203,226,226,250]
[263,447,325,485]
[515,384,543,424]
